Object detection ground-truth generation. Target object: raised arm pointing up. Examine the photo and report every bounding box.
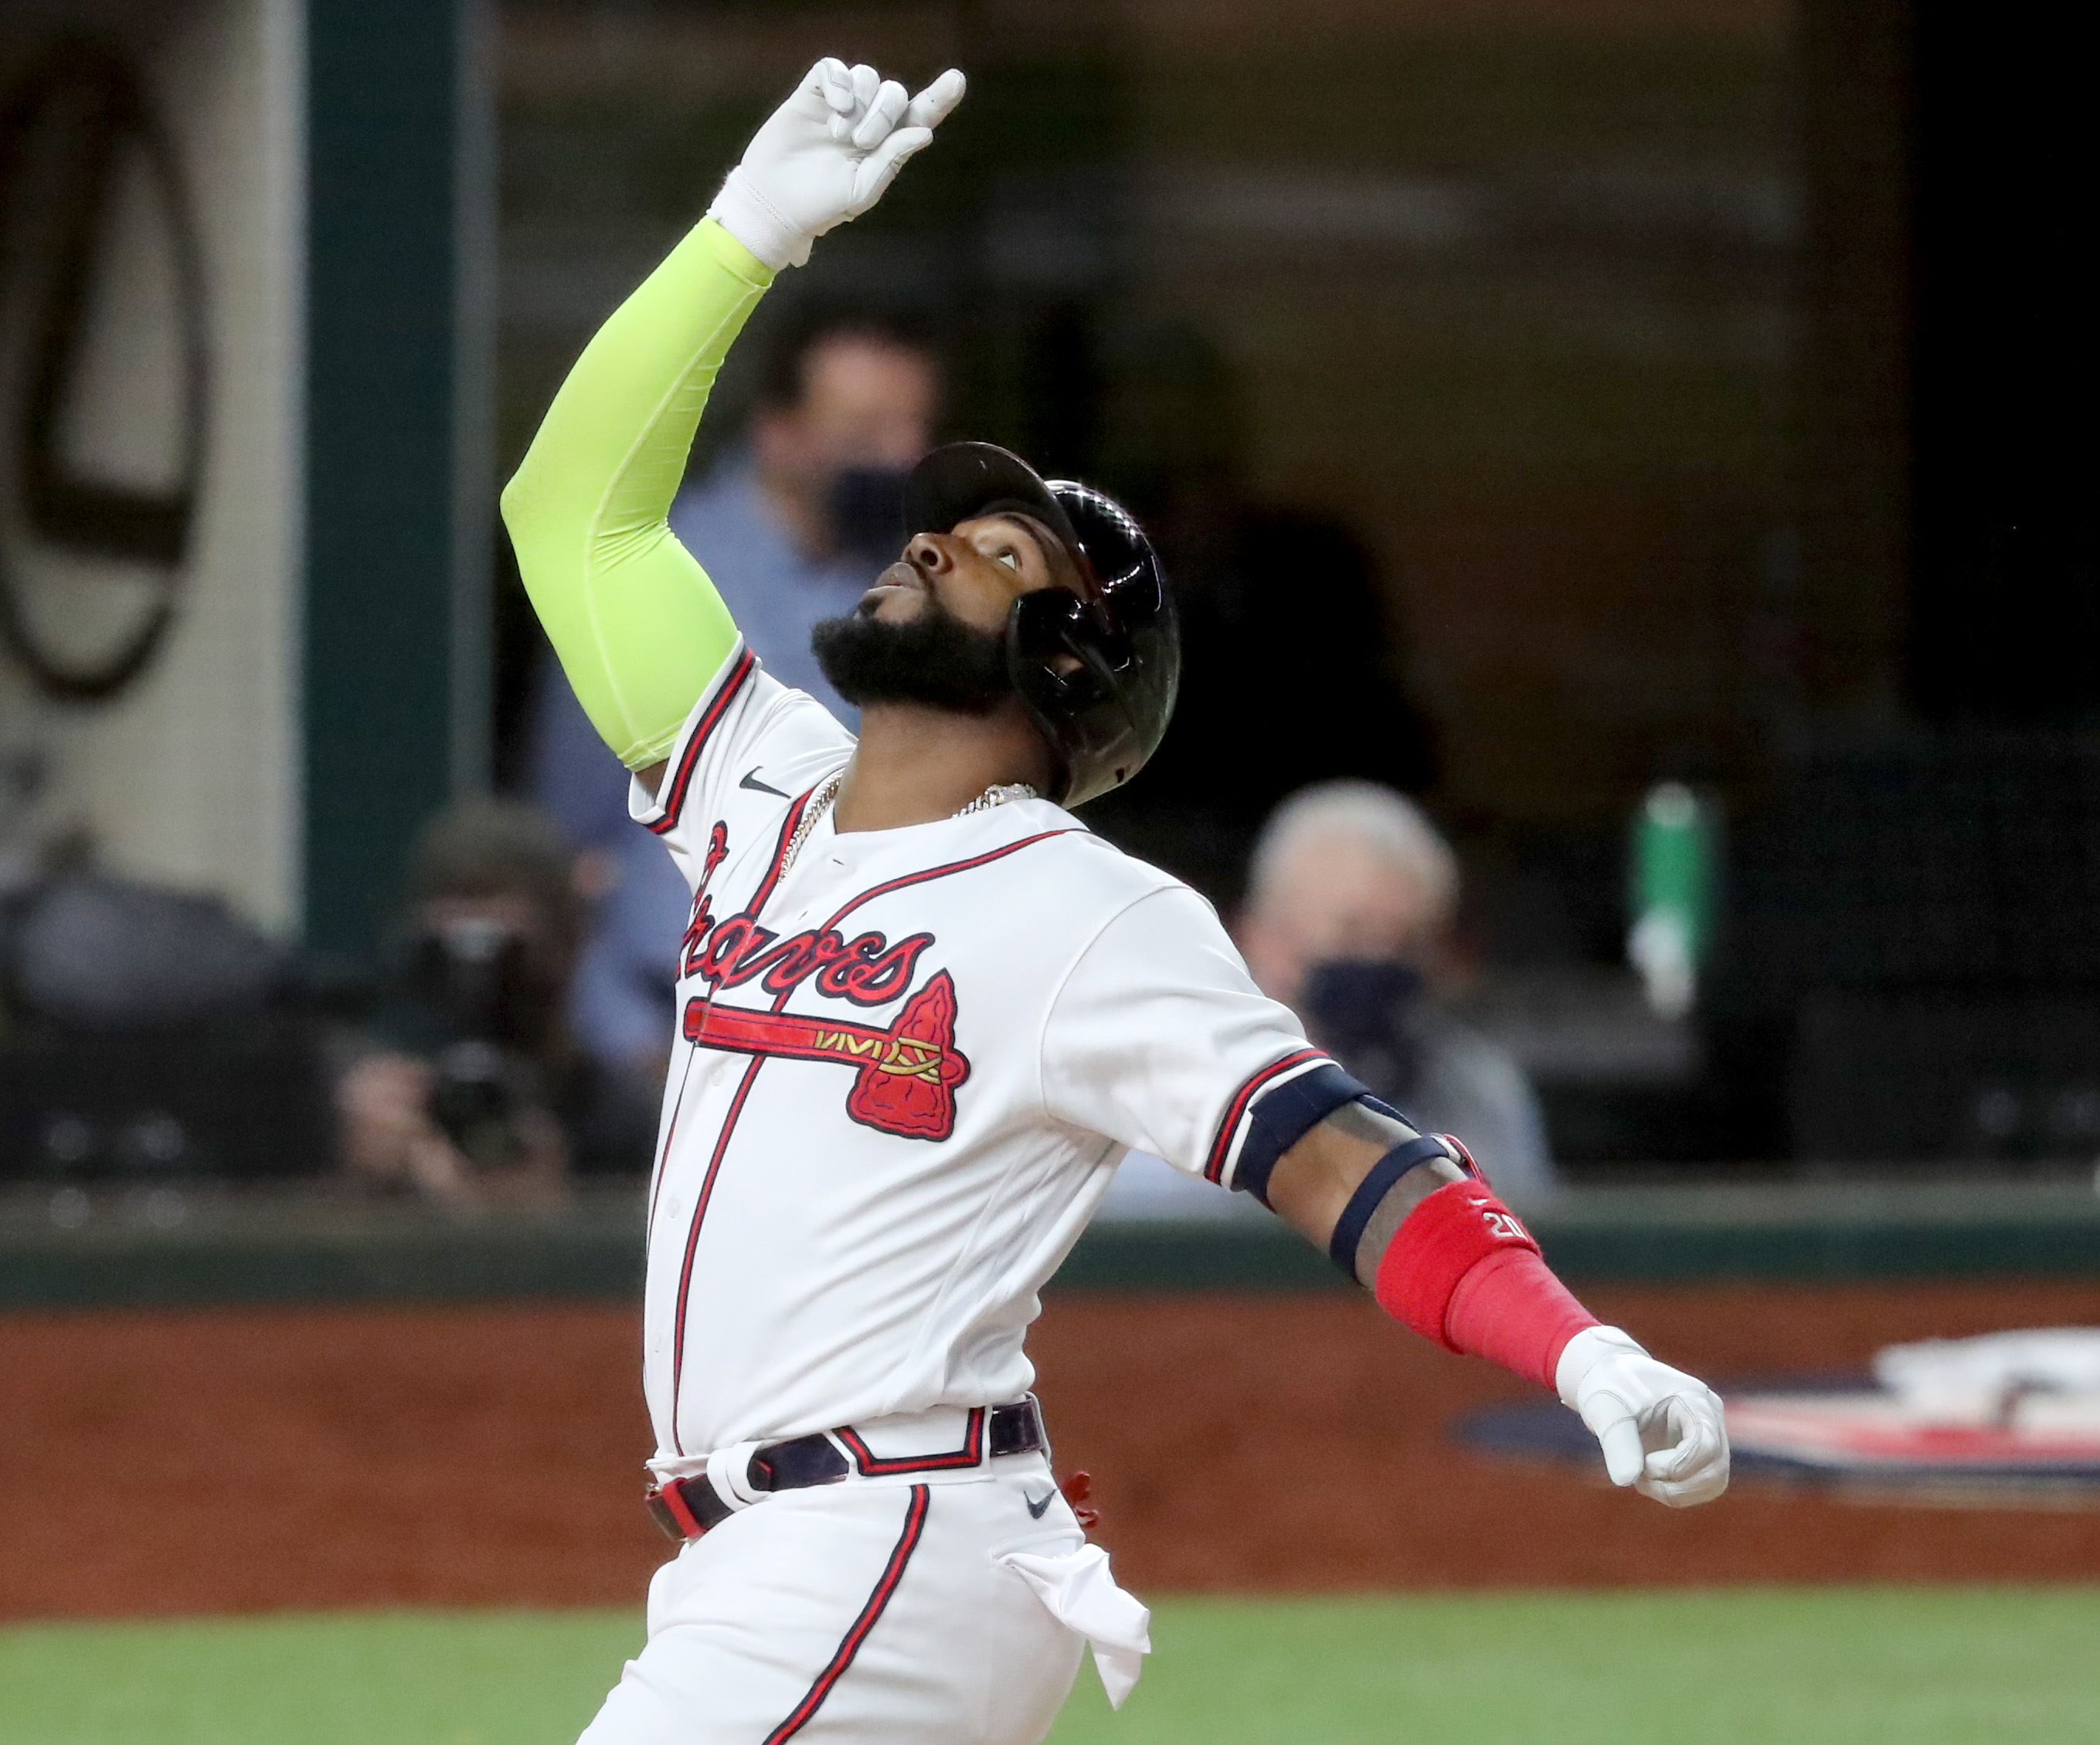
[500,60,964,772]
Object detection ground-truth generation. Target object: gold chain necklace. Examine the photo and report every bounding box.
[782,772,1038,871]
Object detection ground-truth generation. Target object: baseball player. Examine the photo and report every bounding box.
[501,59,1731,1745]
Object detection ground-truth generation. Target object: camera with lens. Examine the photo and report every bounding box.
[402,915,552,1169]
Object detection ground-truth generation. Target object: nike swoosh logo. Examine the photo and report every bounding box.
[739,769,789,798]
[1024,1489,1055,1519]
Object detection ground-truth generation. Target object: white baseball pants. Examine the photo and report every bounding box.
[576,1455,1099,1745]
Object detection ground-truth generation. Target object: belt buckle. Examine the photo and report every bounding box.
[644,1475,710,1542]
[644,1485,684,1542]
[984,1394,1047,1462]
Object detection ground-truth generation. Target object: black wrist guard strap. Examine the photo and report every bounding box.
[1327,1133,1464,1275]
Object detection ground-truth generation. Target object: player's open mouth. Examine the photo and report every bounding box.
[858,560,929,613]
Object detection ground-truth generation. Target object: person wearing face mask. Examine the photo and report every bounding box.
[1236,780,1557,1204]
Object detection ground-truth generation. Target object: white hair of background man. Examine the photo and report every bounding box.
[1246,779,1459,927]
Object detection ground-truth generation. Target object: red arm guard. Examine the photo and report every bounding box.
[1371,1180,1598,1391]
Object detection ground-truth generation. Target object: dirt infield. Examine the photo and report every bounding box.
[5,1281,2100,1620]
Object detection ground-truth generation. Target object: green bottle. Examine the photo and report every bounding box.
[1627,782,1714,1019]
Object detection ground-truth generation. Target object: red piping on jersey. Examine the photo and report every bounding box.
[1202,1047,1330,1185]
[653,786,800,1250]
[815,830,1082,932]
[668,1054,764,1453]
[666,821,1076,1451]
[834,1407,986,1476]
[743,782,813,915]
[762,1484,931,1744]
[647,647,757,837]
[667,787,810,1451]
[644,1055,692,1243]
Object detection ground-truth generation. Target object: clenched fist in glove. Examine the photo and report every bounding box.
[1558,1326,1730,1507]
[708,59,967,270]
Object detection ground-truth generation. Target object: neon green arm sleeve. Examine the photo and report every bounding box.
[499,218,774,769]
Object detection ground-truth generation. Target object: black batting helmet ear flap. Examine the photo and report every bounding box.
[1009,480,1179,808]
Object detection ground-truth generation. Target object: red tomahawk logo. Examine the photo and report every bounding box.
[684,973,970,1141]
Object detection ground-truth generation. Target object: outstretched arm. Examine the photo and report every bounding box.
[1266,1109,1731,1508]
[500,59,965,775]
[500,219,768,771]
[1040,883,1729,1508]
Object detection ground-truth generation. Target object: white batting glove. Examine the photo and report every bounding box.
[707,59,967,270]
[1557,1326,1730,1508]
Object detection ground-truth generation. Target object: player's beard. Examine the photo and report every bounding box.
[811,593,1014,715]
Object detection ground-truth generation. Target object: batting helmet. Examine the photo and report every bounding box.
[900,442,1179,808]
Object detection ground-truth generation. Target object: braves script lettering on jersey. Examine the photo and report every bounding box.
[634,644,1327,1467]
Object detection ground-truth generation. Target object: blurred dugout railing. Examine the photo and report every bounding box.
[5,1177,2100,1312]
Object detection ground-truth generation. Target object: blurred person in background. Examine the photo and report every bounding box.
[335,797,659,1209]
[1238,780,1557,1203]
[525,311,943,1094]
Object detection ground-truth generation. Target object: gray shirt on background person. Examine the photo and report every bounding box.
[1368,1004,1555,1203]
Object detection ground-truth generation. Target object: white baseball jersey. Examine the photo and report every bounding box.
[632,641,1334,1475]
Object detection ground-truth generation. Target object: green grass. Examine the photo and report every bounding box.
[2,1588,2097,1744]
[0,1611,634,1745]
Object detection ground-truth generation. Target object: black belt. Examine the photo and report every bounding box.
[646,1397,1048,1543]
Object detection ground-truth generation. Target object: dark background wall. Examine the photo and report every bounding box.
[1903,0,2095,728]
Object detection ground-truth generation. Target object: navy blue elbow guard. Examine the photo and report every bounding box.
[1227,1061,1412,1206]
